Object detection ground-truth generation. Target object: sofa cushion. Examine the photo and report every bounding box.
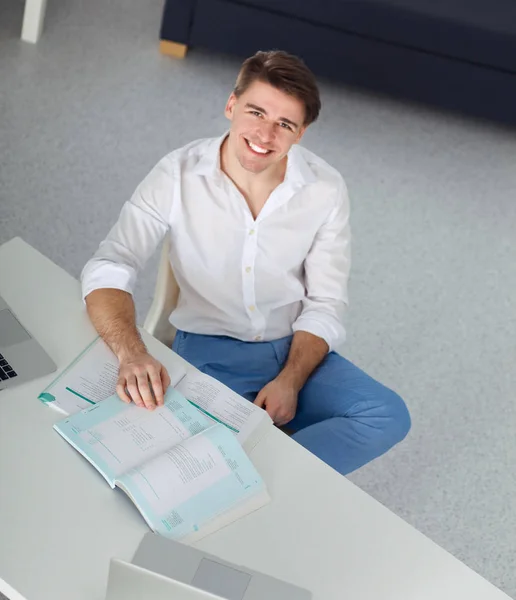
[234,0,516,73]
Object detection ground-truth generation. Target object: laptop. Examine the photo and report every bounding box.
[0,294,56,391]
[106,559,226,600]
[105,532,311,600]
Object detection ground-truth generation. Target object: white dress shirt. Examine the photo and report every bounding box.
[81,134,351,351]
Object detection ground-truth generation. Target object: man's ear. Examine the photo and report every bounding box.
[224,93,237,120]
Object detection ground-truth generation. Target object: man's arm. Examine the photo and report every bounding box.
[255,177,351,426]
[82,157,178,409]
[276,331,328,392]
[86,289,146,359]
[85,288,171,410]
[254,331,328,425]
[291,178,351,351]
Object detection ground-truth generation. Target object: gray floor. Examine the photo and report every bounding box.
[1,0,516,597]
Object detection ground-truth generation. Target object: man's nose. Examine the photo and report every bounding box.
[256,120,275,144]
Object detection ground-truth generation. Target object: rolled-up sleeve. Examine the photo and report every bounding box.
[292,178,351,351]
[81,156,175,300]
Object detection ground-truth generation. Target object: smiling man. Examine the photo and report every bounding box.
[82,50,411,476]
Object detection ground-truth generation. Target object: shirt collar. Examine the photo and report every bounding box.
[191,133,228,178]
[285,143,317,187]
[192,132,317,188]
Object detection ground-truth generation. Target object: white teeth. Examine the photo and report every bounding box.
[248,140,270,154]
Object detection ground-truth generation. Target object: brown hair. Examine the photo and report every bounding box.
[233,50,321,126]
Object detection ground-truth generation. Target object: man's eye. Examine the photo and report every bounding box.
[251,111,262,117]
[280,122,293,131]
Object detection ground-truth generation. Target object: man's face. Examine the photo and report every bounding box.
[224,80,307,175]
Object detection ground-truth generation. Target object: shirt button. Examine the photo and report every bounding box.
[248,305,255,311]
[254,335,262,341]
[249,229,255,235]
[245,266,252,273]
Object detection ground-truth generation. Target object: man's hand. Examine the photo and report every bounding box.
[254,375,299,427]
[116,351,171,410]
[86,289,171,410]
[254,331,329,426]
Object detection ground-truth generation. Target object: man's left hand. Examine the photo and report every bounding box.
[254,376,299,426]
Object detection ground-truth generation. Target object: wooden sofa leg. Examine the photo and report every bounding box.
[159,40,188,58]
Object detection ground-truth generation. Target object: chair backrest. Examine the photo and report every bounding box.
[142,236,179,347]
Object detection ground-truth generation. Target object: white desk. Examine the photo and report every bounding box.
[0,237,509,600]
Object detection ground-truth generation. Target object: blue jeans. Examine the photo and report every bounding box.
[173,331,411,475]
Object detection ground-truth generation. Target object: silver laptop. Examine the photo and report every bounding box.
[106,532,311,600]
[0,295,56,391]
[106,559,227,600]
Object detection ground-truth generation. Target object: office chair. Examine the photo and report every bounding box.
[143,237,179,347]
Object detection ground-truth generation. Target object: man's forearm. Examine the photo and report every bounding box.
[278,331,329,391]
[85,288,147,361]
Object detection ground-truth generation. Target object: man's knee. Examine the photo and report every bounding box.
[384,389,411,445]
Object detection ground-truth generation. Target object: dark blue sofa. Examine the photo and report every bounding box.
[160,0,516,125]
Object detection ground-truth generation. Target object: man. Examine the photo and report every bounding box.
[82,50,410,476]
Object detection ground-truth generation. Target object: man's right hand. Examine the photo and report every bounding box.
[84,289,171,409]
[116,352,171,410]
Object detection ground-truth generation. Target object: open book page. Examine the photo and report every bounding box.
[115,423,269,540]
[38,336,186,415]
[176,371,273,451]
[53,388,212,487]
[39,337,119,414]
